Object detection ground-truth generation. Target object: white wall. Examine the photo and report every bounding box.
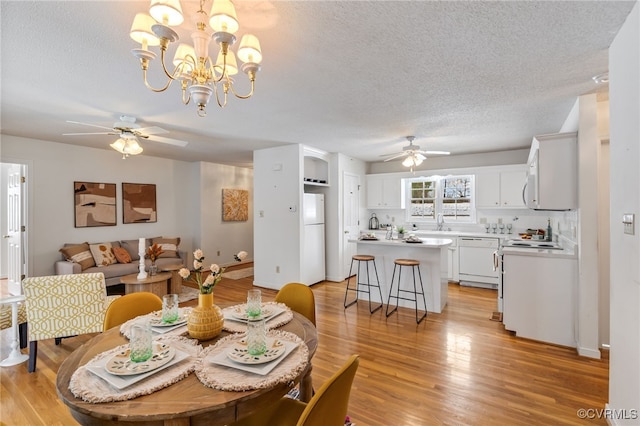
[253,145,303,289]
[576,94,601,358]
[197,162,254,269]
[608,1,640,421]
[0,135,250,278]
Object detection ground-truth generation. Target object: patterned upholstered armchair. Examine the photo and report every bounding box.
[0,300,27,349]
[22,273,120,372]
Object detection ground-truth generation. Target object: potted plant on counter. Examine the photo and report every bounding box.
[397,226,406,239]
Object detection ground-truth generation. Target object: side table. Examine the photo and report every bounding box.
[120,272,172,298]
[159,264,184,294]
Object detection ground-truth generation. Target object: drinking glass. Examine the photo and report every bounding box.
[246,318,266,356]
[484,223,490,233]
[506,223,513,234]
[130,323,153,363]
[162,294,179,324]
[246,289,262,319]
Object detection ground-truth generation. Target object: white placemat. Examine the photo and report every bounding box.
[195,330,309,391]
[221,302,293,334]
[69,336,201,403]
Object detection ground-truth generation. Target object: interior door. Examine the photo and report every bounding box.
[343,172,360,279]
[6,164,25,294]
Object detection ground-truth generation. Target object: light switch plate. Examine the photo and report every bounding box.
[623,213,635,235]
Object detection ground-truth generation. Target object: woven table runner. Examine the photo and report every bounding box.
[69,336,201,403]
[195,330,309,391]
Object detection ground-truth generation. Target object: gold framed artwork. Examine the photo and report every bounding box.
[122,183,157,224]
[74,181,117,228]
[222,189,249,221]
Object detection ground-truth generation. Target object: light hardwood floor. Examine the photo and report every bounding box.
[1,277,608,425]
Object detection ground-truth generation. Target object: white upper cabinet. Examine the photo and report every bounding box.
[366,174,404,209]
[476,167,527,208]
[303,147,329,186]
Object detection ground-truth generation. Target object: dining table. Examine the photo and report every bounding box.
[55,304,318,426]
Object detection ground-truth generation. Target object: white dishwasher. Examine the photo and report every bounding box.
[458,237,500,289]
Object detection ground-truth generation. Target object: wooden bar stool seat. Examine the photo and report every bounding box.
[386,258,428,324]
[344,254,384,313]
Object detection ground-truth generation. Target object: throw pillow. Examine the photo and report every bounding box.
[152,237,181,258]
[112,246,132,264]
[89,243,117,267]
[120,239,141,261]
[59,243,96,271]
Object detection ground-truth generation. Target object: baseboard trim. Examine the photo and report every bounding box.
[577,345,601,359]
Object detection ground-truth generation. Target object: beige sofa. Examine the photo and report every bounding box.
[55,237,185,287]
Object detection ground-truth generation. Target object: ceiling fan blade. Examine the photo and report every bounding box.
[418,150,450,155]
[63,131,116,136]
[136,126,169,135]
[66,120,114,131]
[383,153,407,162]
[147,135,189,147]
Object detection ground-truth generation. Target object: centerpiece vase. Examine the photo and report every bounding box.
[187,293,223,341]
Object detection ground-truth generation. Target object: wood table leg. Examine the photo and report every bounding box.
[299,363,314,402]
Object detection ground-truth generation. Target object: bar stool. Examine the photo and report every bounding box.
[386,258,427,324]
[344,255,383,313]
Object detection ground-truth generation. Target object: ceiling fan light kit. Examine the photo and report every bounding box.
[130,0,263,117]
[64,115,189,158]
[383,136,450,171]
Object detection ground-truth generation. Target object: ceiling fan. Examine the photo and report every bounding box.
[63,115,189,157]
[382,136,450,166]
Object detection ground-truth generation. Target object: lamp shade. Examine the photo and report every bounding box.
[125,139,143,155]
[209,0,239,34]
[402,156,415,168]
[110,138,126,154]
[130,13,160,47]
[237,34,262,64]
[149,0,184,26]
[216,50,238,76]
[173,43,196,71]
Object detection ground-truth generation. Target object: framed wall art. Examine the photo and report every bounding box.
[222,188,249,221]
[74,181,117,228]
[122,183,157,224]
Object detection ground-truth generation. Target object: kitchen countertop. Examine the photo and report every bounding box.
[365,229,511,239]
[351,237,453,248]
[501,245,577,259]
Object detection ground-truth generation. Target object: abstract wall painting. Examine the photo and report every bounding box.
[222,188,249,221]
[74,181,117,228]
[122,183,157,224]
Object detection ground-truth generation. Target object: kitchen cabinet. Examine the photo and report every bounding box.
[502,250,577,347]
[524,132,577,210]
[476,168,526,208]
[366,174,404,209]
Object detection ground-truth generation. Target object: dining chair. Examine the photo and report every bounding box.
[103,292,163,331]
[231,354,360,426]
[22,273,120,372]
[275,283,316,326]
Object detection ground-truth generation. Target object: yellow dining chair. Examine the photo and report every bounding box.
[275,283,316,326]
[103,292,163,331]
[232,354,360,426]
[22,273,120,373]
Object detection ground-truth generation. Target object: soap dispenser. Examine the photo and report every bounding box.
[546,218,552,242]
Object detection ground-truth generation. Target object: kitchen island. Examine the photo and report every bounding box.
[350,238,453,313]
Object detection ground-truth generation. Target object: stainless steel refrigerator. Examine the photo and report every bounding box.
[301,193,325,285]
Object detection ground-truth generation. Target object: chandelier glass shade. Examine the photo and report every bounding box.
[130,0,263,117]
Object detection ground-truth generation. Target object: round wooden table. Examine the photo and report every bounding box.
[56,311,318,425]
[120,272,172,298]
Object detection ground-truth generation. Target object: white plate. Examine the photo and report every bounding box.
[209,339,299,376]
[226,338,286,365]
[105,343,175,376]
[87,347,190,390]
[230,305,275,321]
[149,314,188,328]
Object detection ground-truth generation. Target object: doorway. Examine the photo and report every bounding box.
[1,162,28,295]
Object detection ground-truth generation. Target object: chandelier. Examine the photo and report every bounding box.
[129,0,263,117]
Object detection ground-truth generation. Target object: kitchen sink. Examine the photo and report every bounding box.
[502,240,563,250]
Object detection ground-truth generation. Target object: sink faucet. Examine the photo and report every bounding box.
[436,213,445,231]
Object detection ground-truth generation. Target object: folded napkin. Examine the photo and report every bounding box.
[69,336,201,403]
[195,330,309,392]
[221,302,294,334]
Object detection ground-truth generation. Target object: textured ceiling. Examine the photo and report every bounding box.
[0,1,634,167]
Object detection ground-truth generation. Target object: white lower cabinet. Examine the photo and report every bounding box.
[502,251,577,347]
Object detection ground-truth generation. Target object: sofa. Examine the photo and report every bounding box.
[55,237,185,287]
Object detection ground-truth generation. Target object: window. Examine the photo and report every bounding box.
[406,175,474,223]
